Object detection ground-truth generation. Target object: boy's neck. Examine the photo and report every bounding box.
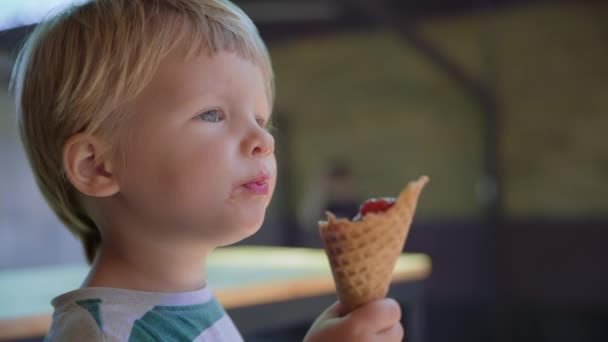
[82,235,212,293]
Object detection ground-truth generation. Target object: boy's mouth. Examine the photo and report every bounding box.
[242,173,270,195]
[243,180,269,195]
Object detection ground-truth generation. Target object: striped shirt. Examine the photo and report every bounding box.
[44,286,243,342]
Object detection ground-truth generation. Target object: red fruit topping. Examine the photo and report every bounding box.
[359,198,396,217]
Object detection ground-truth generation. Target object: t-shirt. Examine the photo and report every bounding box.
[44,286,243,341]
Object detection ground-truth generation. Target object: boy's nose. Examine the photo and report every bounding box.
[242,125,274,157]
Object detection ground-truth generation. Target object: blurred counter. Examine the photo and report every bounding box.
[0,246,431,341]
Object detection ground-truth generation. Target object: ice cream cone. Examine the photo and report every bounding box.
[319,175,429,313]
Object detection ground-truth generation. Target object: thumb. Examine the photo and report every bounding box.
[318,301,346,320]
[304,301,345,342]
[305,300,346,340]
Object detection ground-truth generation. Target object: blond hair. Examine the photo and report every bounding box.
[10,0,274,264]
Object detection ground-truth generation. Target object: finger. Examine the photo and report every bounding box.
[349,298,402,332]
[319,301,346,320]
[306,300,346,338]
[376,323,404,341]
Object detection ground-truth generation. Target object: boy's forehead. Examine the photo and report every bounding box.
[125,50,269,114]
[158,51,264,93]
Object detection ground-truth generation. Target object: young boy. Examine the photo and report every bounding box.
[11,0,404,341]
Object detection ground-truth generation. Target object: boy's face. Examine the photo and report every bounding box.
[114,50,276,247]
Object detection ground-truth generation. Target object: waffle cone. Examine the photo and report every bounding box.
[319,175,429,313]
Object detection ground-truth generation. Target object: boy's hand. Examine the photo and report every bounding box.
[303,298,404,342]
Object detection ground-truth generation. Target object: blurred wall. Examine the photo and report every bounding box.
[268,1,608,221]
[0,52,87,269]
[271,30,484,221]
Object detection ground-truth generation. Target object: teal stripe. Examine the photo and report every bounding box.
[75,298,104,330]
[128,298,225,342]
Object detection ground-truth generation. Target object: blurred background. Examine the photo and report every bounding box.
[1,0,607,341]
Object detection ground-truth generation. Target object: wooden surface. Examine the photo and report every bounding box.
[0,246,431,341]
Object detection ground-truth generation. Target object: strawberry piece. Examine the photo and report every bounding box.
[359,198,396,217]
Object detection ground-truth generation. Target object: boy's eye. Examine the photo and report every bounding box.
[264,118,277,133]
[257,117,277,133]
[198,109,224,122]
[256,117,267,128]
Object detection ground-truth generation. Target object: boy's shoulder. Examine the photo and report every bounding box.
[45,298,106,341]
[45,286,243,342]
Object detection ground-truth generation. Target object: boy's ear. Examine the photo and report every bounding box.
[62,133,120,197]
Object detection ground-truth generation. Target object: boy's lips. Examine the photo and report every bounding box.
[242,173,270,195]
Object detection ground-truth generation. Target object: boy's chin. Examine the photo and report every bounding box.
[216,214,265,246]
[217,223,263,247]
